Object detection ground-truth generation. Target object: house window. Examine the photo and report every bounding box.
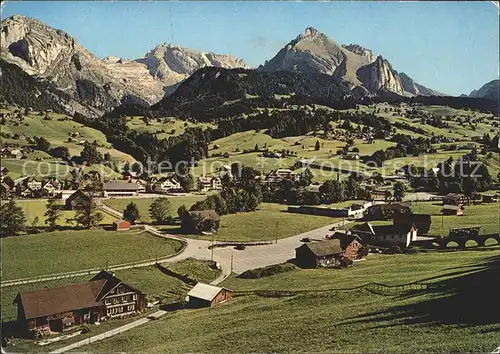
[127,305,135,312]
[132,294,137,301]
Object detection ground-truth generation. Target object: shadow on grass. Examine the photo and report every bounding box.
[343,254,500,331]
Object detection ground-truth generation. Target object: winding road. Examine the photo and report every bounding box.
[45,200,345,353]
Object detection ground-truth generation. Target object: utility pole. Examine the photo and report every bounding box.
[211,234,214,262]
[275,221,279,244]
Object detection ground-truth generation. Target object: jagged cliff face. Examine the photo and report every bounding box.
[0,15,249,112]
[342,44,376,63]
[357,56,406,95]
[399,72,443,96]
[136,43,249,85]
[261,27,439,97]
[259,27,348,75]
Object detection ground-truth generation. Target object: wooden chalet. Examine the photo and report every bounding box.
[394,212,432,234]
[295,239,344,268]
[336,233,365,260]
[352,222,417,248]
[186,283,233,308]
[65,190,91,210]
[441,204,464,216]
[14,271,146,336]
[442,193,469,206]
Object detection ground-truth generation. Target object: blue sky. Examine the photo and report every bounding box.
[2,1,499,95]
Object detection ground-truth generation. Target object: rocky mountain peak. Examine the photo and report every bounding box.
[0,15,249,113]
[298,27,322,40]
[343,44,376,62]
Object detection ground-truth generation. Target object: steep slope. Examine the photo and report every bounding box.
[260,27,439,97]
[0,15,165,111]
[469,80,499,100]
[135,43,249,86]
[150,67,355,121]
[0,15,249,112]
[399,72,444,96]
[356,56,406,95]
[0,59,99,117]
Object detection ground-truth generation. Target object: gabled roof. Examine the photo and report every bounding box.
[16,280,106,320]
[371,223,415,235]
[443,193,466,200]
[298,239,343,257]
[90,270,144,299]
[187,282,230,302]
[188,210,221,221]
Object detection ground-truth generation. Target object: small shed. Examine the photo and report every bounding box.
[113,219,131,231]
[441,205,464,216]
[482,194,497,203]
[186,283,233,308]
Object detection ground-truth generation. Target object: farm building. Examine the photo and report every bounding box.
[113,219,131,231]
[295,239,344,268]
[352,222,418,247]
[482,194,498,203]
[152,177,182,193]
[181,210,220,234]
[442,193,469,206]
[65,190,91,210]
[197,176,222,192]
[441,204,464,216]
[186,282,233,308]
[365,203,411,221]
[393,212,432,234]
[14,271,146,336]
[334,233,365,260]
[102,182,139,197]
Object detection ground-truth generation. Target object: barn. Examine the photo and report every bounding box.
[14,271,146,336]
[441,204,464,216]
[65,190,91,210]
[295,239,344,268]
[113,219,131,231]
[186,283,233,308]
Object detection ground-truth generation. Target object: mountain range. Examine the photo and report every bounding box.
[468,80,499,100]
[0,15,495,117]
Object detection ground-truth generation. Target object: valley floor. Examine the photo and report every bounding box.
[64,251,500,353]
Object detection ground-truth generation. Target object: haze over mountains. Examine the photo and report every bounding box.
[0,15,496,116]
[468,80,499,100]
[0,15,248,112]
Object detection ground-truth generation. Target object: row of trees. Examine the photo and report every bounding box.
[0,194,104,237]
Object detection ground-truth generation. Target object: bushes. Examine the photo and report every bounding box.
[238,263,298,279]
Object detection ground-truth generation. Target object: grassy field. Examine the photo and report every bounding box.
[1,109,135,162]
[13,199,116,227]
[103,195,207,223]
[2,259,220,352]
[411,201,500,237]
[161,203,340,242]
[1,229,184,280]
[126,116,215,139]
[1,259,219,321]
[70,251,500,353]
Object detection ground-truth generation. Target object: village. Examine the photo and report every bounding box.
[1,148,499,352]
